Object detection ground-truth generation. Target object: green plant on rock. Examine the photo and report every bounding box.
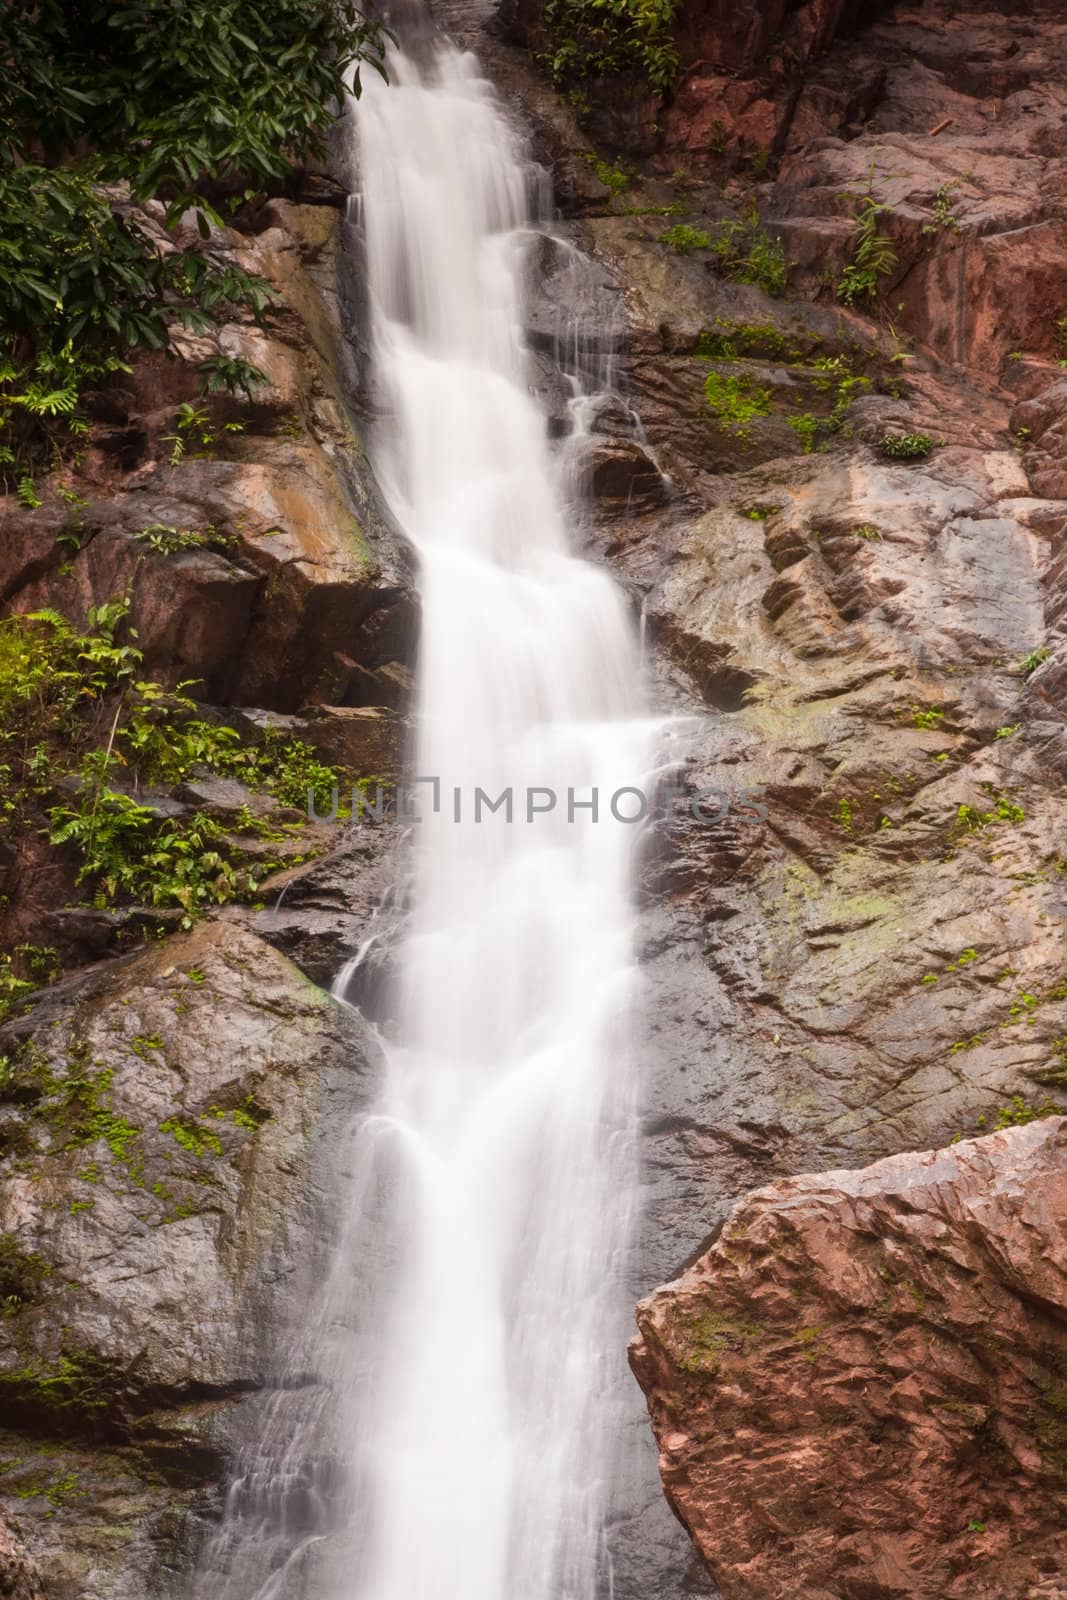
[1017,647,1049,677]
[880,431,934,459]
[837,176,898,307]
[159,1114,223,1160]
[0,0,387,484]
[922,181,963,235]
[991,1095,1058,1130]
[161,402,245,467]
[658,223,711,254]
[787,412,820,453]
[703,370,772,442]
[540,0,679,94]
[0,598,345,931]
[134,523,231,556]
[695,320,799,362]
[709,204,790,297]
[580,152,630,196]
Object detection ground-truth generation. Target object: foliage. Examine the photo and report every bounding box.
[134,523,232,556]
[922,181,962,236]
[787,413,820,453]
[540,0,679,94]
[695,321,800,362]
[837,180,898,307]
[0,602,344,931]
[161,403,245,466]
[708,205,790,297]
[953,795,1026,836]
[703,370,771,442]
[1017,646,1050,677]
[880,431,934,459]
[0,1,387,197]
[0,0,385,483]
[581,153,630,197]
[912,706,944,729]
[658,224,711,254]
[787,354,871,453]
[991,1095,1057,1130]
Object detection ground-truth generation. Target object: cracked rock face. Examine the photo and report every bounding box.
[630,1118,1067,1600]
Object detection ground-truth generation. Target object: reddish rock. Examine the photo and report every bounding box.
[0,1521,44,1600]
[631,1119,1067,1600]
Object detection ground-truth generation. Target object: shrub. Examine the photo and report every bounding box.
[1017,647,1050,677]
[540,0,679,94]
[0,602,344,928]
[880,431,934,459]
[658,224,711,254]
[0,0,386,483]
[709,204,790,297]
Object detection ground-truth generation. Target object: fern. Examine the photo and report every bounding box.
[838,192,898,307]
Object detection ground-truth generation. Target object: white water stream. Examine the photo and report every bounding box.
[193,20,654,1600]
[339,30,651,1600]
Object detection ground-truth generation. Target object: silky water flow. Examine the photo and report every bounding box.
[190,19,659,1600]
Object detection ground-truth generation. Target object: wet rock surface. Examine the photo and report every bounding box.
[631,1119,1067,1600]
[0,922,377,1600]
[478,0,1067,1591]
[3,0,1067,1595]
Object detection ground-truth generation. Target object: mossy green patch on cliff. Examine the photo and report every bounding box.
[670,1308,764,1374]
[0,1350,110,1419]
[0,1035,144,1181]
[0,1234,53,1315]
[159,1116,224,1161]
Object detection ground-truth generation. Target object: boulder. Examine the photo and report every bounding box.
[631,1119,1067,1600]
[0,921,377,1600]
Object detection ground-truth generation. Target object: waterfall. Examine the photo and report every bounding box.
[191,19,652,1600]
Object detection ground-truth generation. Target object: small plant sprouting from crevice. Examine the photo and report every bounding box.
[837,168,898,307]
[658,223,711,254]
[880,431,934,460]
[1017,647,1050,678]
[708,205,791,297]
[922,181,963,236]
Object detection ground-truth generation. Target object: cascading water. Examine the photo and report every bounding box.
[192,17,654,1600]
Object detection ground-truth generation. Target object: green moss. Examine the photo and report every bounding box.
[10,1467,84,1506]
[159,1115,223,1159]
[0,1233,52,1316]
[703,369,772,442]
[208,1092,268,1132]
[674,1309,763,1374]
[0,1351,108,1416]
[0,1038,142,1175]
[695,320,800,362]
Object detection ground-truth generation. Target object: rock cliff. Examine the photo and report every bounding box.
[1,0,1066,1595]
[483,0,1067,1591]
